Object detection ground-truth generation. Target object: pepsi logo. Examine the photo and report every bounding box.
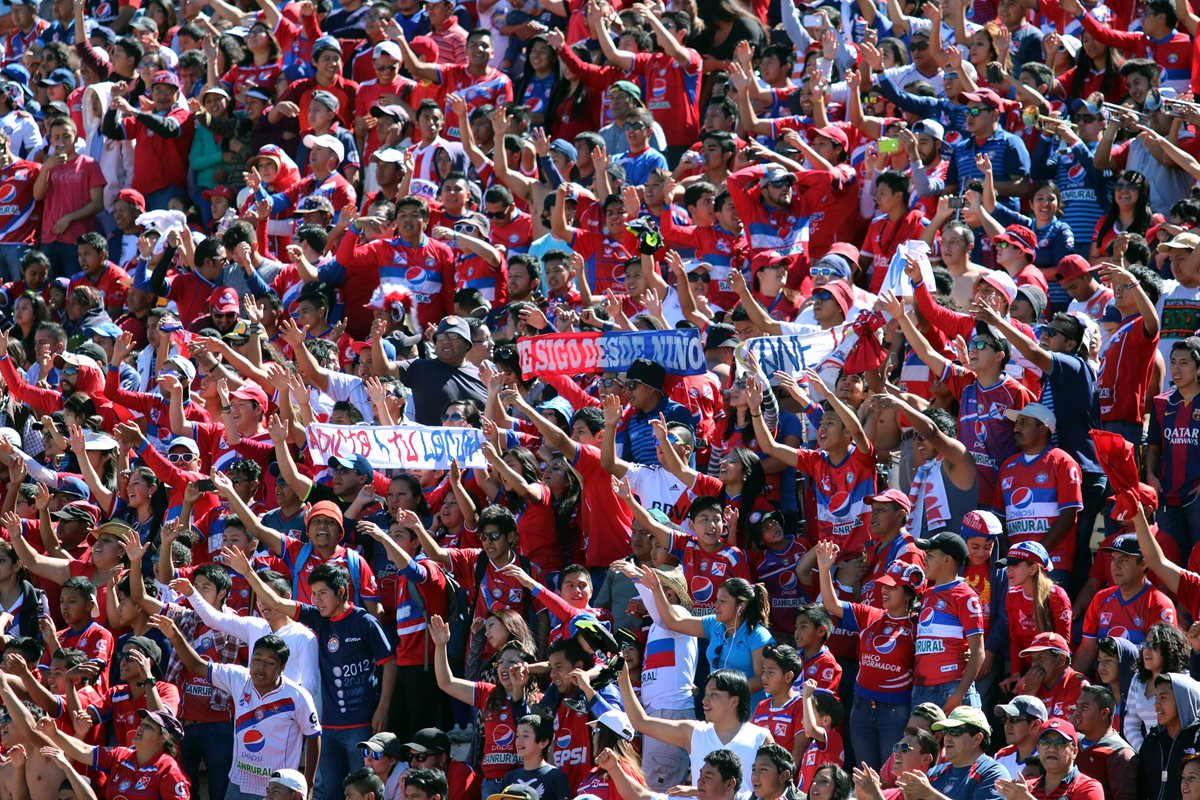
[405,267,426,282]
[556,731,572,749]
[975,420,989,441]
[0,184,16,203]
[1107,626,1129,639]
[919,607,935,626]
[652,78,668,96]
[1010,487,1034,510]
[828,491,852,517]
[493,724,514,747]
[1068,164,1085,181]
[779,571,798,591]
[243,729,266,753]
[691,575,715,604]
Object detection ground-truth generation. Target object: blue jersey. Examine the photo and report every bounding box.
[1035,139,1110,259]
[297,604,392,728]
[1149,388,1200,505]
[946,129,1031,212]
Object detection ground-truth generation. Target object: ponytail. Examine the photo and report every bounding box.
[722,577,772,631]
[1032,567,1054,634]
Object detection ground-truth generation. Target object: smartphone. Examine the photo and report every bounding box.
[803,13,824,27]
[947,196,965,209]
[196,479,217,492]
[878,137,900,154]
[986,63,1004,85]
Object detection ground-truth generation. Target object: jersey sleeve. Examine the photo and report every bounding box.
[1055,454,1083,510]
[1081,593,1102,639]
[1148,588,1177,628]
[162,759,191,800]
[365,611,394,664]
[297,684,321,736]
[206,661,245,695]
[689,472,724,498]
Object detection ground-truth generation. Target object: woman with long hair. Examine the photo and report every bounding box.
[513,36,559,128]
[1000,541,1072,693]
[544,40,600,142]
[577,721,647,798]
[430,617,540,799]
[8,292,47,368]
[815,541,920,770]
[1123,622,1190,748]
[472,607,537,684]
[644,571,772,693]
[691,0,766,73]
[1091,170,1161,261]
[544,456,583,565]
[619,661,771,797]
[1051,29,1126,102]
[219,20,284,103]
[0,539,49,640]
[807,764,853,800]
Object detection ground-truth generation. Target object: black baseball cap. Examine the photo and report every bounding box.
[916,531,969,564]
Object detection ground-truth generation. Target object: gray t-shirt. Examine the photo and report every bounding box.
[395,358,487,426]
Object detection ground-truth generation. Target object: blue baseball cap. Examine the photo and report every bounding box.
[996,540,1051,570]
[86,322,123,340]
[55,476,90,499]
[328,453,373,478]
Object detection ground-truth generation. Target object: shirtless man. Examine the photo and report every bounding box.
[0,668,67,800]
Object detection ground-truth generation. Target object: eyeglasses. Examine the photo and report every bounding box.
[1038,738,1073,750]
[626,379,644,391]
[965,106,988,116]
[1114,181,1138,191]
[409,752,437,762]
[333,466,357,475]
[687,272,710,283]
[995,240,1011,250]
[1141,639,1160,649]
[731,378,748,390]
[443,412,465,422]
[480,529,505,541]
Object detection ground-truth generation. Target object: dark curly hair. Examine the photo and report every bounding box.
[1136,622,1189,683]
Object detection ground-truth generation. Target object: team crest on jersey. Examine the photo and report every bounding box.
[120,782,132,791]
[845,471,855,485]
[1134,617,1143,628]
[936,600,946,610]
[1101,612,1112,625]
[327,635,340,653]
[1036,473,1048,484]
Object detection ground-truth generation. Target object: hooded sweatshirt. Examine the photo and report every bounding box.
[1139,673,1200,800]
[1104,636,1139,734]
[0,354,120,430]
[81,82,135,213]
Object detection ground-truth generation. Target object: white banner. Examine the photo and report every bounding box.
[307,423,489,470]
[878,239,935,298]
[735,327,839,379]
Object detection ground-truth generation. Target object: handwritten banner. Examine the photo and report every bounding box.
[736,328,838,379]
[518,329,706,379]
[307,423,488,470]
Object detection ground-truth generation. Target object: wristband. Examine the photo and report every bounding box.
[349,223,362,236]
[221,405,233,413]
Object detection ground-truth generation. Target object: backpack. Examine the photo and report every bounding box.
[409,558,470,669]
[292,544,365,606]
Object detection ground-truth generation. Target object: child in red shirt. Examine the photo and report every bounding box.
[796,681,845,794]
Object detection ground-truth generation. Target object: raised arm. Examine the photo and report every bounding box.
[617,656,695,749]
[614,476,675,551]
[727,268,783,335]
[638,564,706,637]
[814,541,846,619]
[220,545,300,618]
[426,615,482,703]
[1099,263,1159,338]
[2,512,70,584]
[746,380,800,464]
[147,613,209,678]
[1133,506,1182,594]
[879,289,951,376]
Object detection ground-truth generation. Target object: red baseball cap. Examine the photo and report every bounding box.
[995,224,1037,256]
[1039,718,1080,744]
[1019,632,1070,657]
[230,382,268,410]
[203,186,234,201]
[750,250,790,274]
[152,70,181,89]
[115,189,145,211]
[810,125,849,151]
[208,286,239,314]
[1055,254,1095,283]
[866,488,913,513]
[960,88,1004,110]
[874,560,926,594]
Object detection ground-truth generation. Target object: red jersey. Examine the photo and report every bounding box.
[553,694,594,790]
[753,693,804,753]
[1035,667,1088,719]
[942,363,1036,510]
[631,50,702,147]
[448,549,545,619]
[70,262,131,312]
[794,443,877,555]
[1097,314,1159,423]
[435,65,513,139]
[842,602,916,703]
[962,562,997,637]
[354,76,416,163]
[999,447,1084,570]
[797,646,842,694]
[0,158,39,245]
[391,557,448,666]
[280,75,359,132]
[569,229,633,294]
[92,747,190,800]
[1006,584,1073,672]
[117,108,194,196]
[220,62,284,103]
[454,252,507,306]
[280,536,380,606]
[668,532,751,614]
[91,682,182,746]
[569,445,634,568]
[797,728,845,795]
[335,229,456,337]
[914,579,983,686]
[489,209,532,256]
[471,681,525,778]
[1081,582,1176,645]
[861,210,929,293]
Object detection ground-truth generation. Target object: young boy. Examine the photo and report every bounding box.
[87,636,181,747]
[792,604,841,696]
[44,577,114,691]
[752,645,805,762]
[107,575,172,687]
[796,680,845,795]
[504,713,571,800]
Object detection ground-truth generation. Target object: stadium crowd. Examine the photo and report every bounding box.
[5,0,1200,799]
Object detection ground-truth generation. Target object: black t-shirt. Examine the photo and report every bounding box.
[501,765,571,800]
[395,358,488,426]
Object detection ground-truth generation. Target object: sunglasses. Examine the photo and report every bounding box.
[1038,738,1073,750]
[626,379,644,390]
[911,40,930,50]
[995,240,1011,250]
[863,94,882,105]
[361,748,383,760]
[1042,327,1066,339]
[1114,181,1138,191]
[813,290,833,301]
[1073,114,1099,123]
[892,742,915,754]
[969,339,997,351]
[687,272,710,283]
[166,453,195,463]
[965,106,989,116]
[600,377,626,389]
[1003,715,1031,724]
[63,367,79,376]
[810,266,839,278]
[625,122,647,131]
[480,529,505,541]
[443,412,465,422]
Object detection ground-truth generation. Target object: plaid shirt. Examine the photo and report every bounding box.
[162,601,241,713]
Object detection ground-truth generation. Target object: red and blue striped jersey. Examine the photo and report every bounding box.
[1082,582,1176,644]
[749,538,809,634]
[914,579,983,686]
[668,532,752,614]
[841,602,916,703]
[795,444,877,556]
[1148,388,1200,505]
[753,693,804,753]
[999,447,1084,570]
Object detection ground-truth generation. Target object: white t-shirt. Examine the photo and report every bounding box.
[1156,279,1200,391]
[689,721,771,797]
[625,463,689,522]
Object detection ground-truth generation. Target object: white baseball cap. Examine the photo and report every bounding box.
[268,770,307,795]
[373,41,403,61]
[302,133,345,164]
[1005,402,1057,434]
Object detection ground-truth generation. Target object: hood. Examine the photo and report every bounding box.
[1109,635,1140,701]
[82,82,115,134]
[1168,673,1200,729]
[272,149,302,193]
[71,362,107,397]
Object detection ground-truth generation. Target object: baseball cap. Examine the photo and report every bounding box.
[916,531,969,564]
[208,286,240,314]
[960,510,1003,538]
[1056,254,1096,282]
[1004,402,1057,434]
[978,270,1018,306]
[435,315,471,342]
[163,356,197,385]
[609,80,643,106]
[83,431,118,451]
[151,70,181,90]
[137,709,184,741]
[1019,631,1071,658]
[302,133,346,164]
[549,138,578,162]
[704,322,739,351]
[305,500,345,528]
[591,708,635,741]
[809,125,849,151]
[912,702,947,723]
[357,732,405,759]
[311,35,340,60]
[626,358,666,394]
[203,186,234,201]
[54,475,89,498]
[1157,231,1200,253]
[960,88,1003,109]
[38,68,77,91]
[372,147,406,164]
[486,786,539,800]
[995,224,1037,256]
[123,635,163,672]
[329,453,373,478]
[995,695,1049,722]
[1099,533,1142,557]
[1017,284,1047,320]
[874,560,926,594]
[295,195,335,216]
[759,166,797,188]
[932,706,992,735]
[310,89,340,113]
[404,727,450,754]
[167,436,200,457]
[996,540,1052,570]
[373,41,403,61]
[370,103,407,121]
[349,339,397,360]
[268,771,308,795]
[866,488,912,513]
[912,119,946,143]
[51,501,102,526]
[85,322,123,340]
[231,383,269,409]
[1040,718,1079,743]
[130,16,159,33]
[54,352,101,372]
